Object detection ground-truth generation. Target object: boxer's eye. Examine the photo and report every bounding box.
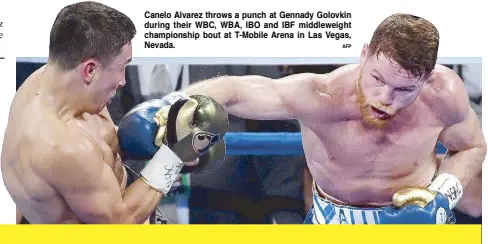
[372,75,384,86]
[397,88,410,92]
[395,86,415,92]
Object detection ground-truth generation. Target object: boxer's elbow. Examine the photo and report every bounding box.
[474,128,487,161]
[472,140,487,169]
[479,141,487,162]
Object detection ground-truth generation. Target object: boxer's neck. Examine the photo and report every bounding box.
[41,63,88,121]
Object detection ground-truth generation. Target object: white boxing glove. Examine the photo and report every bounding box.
[140,144,184,195]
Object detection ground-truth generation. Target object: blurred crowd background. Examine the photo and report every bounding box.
[16,60,482,224]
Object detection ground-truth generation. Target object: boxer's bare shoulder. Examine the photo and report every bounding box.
[3,67,125,223]
[5,119,121,223]
[35,124,123,223]
[316,64,359,97]
[2,113,91,223]
[301,64,361,121]
[278,72,333,121]
[423,64,472,125]
[36,125,107,187]
[60,113,126,191]
[429,64,484,154]
[277,65,358,119]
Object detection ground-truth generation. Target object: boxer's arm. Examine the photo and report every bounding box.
[437,76,486,189]
[98,106,122,155]
[455,172,482,217]
[16,207,23,224]
[303,166,313,214]
[99,106,119,131]
[41,131,163,224]
[182,73,328,120]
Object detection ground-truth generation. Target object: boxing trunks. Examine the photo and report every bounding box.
[303,180,384,224]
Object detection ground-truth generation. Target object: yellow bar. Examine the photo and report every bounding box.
[0,225,481,244]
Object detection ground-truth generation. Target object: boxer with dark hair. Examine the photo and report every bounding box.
[2,1,228,224]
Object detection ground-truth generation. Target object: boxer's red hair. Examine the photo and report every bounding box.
[369,14,439,79]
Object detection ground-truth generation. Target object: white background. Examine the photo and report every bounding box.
[7,0,488,58]
[0,0,486,234]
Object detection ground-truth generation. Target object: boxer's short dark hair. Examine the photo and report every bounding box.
[369,13,439,79]
[48,1,136,70]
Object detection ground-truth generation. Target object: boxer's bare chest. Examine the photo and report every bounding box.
[76,113,126,189]
[303,100,444,174]
[301,100,446,204]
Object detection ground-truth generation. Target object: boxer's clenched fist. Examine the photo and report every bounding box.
[379,173,463,224]
[117,92,229,173]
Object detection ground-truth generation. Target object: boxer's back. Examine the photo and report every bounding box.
[3,68,128,223]
[2,68,84,223]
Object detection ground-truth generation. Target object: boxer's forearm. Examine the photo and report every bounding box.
[454,173,482,217]
[118,178,163,224]
[183,76,237,107]
[437,145,486,188]
[115,145,182,224]
[81,179,161,224]
[64,172,163,224]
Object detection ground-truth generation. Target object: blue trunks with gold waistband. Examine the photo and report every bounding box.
[303,180,385,224]
[303,179,457,224]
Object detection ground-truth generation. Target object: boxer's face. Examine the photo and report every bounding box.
[82,43,132,112]
[357,45,426,128]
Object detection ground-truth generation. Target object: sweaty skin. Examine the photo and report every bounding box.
[2,44,164,224]
[304,155,481,217]
[183,61,485,208]
[3,72,124,223]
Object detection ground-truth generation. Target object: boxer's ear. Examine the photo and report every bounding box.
[81,58,100,84]
[360,43,369,65]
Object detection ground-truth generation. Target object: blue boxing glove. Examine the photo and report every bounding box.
[117,92,229,175]
[117,98,169,160]
[379,173,463,224]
